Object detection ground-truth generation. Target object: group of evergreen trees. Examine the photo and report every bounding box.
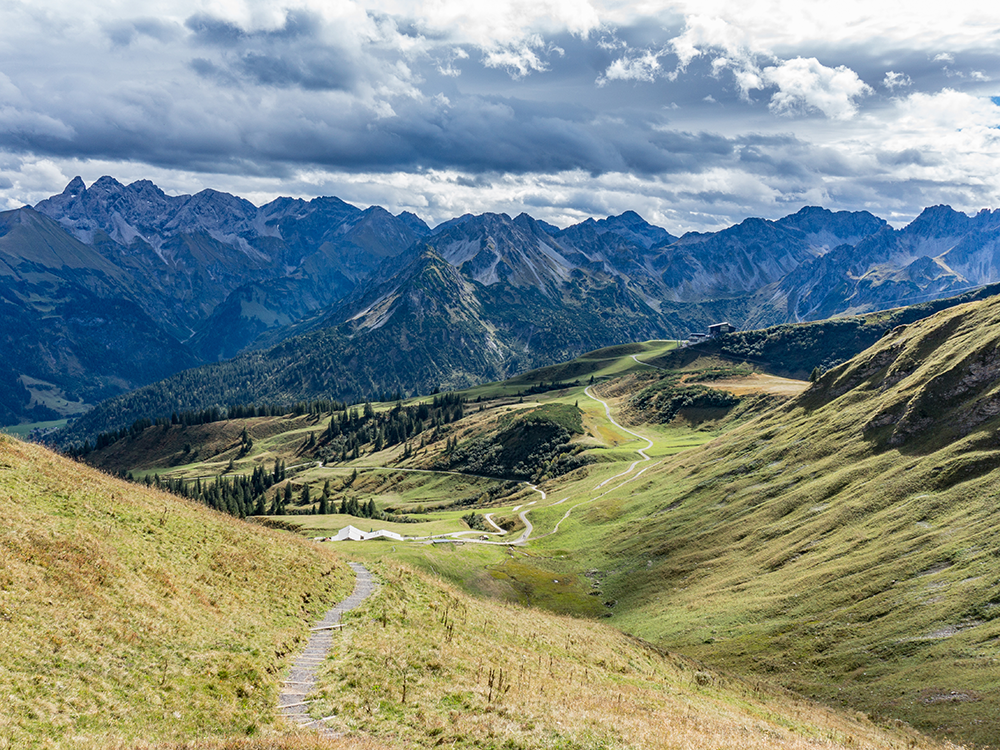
[72,398,353,457]
[146,462,281,518]
[142,460,396,523]
[322,393,466,461]
[77,392,472,522]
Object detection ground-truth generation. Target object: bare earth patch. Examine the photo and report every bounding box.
[699,373,810,397]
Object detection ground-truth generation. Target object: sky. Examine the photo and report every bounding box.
[1,1,999,232]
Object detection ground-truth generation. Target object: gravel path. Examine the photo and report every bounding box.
[278,562,377,733]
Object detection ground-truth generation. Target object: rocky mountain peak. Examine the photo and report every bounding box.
[62,176,86,197]
[396,210,430,237]
[904,204,971,238]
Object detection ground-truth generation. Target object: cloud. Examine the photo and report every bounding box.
[597,49,665,84]
[762,58,872,119]
[883,70,912,90]
[437,47,468,77]
[668,14,756,74]
[480,37,552,78]
[104,18,180,47]
[3,1,1000,233]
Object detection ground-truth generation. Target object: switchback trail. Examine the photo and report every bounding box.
[278,562,377,734]
[408,389,655,547]
[585,385,653,488]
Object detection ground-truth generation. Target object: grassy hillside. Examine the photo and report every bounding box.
[2,437,945,750]
[74,320,1000,744]
[655,282,1000,380]
[537,293,1000,746]
[307,560,939,750]
[0,435,354,748]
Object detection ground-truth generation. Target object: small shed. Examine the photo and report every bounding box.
[708,322,735,337]
[330,525,404,542]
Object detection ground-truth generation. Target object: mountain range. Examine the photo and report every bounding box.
[7,175,1000,431]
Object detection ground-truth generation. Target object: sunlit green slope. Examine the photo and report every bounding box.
[554,293,1000,745]
[0,435,353,748]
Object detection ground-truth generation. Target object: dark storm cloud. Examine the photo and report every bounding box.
[183,10,357,91]
[104,18,181,48]
[232,51,355,91]
[185,14,248,46]
[268,96,739,176]
[877,149,939,167]
[735,137,857,179]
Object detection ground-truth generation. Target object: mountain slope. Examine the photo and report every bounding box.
[0,434,353,747]
[2,432,942,750]
[0,207,200,422]
[34,177,415,343]
[651,207,885,304]
[64,246,674,442]
[561,292,1000,745]
[188,205,425,360]
[766,205,1000,324]
[654,281,1000,380]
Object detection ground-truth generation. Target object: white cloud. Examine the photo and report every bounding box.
[600,1,1000,54]
[668,14,758,76]
[883,70,912,90]
[375,0,601,78]
[762,57,872,120]
[481,37,551,78]
[598,49,664,84]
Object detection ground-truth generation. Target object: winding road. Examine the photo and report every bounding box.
[316,386,659,550]
[278,562,377,734]
[411,386,657,547]
[586,385,653,489]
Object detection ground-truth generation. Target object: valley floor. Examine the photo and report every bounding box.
[72,331,1000,748]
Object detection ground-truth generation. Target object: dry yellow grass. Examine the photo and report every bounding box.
[0,435,354,749]
[697,373,809,397]
[308,561,953,750]
[79,735,389,750]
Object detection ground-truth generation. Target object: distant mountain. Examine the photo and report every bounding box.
[0,207,199,422]
[63,245,670,440]
[14,174,1000,434]
[188,204,428,360]
[34,177,422,343]
[4,177,427,423]
[651,208,887,303]
[763,206,1000,325]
